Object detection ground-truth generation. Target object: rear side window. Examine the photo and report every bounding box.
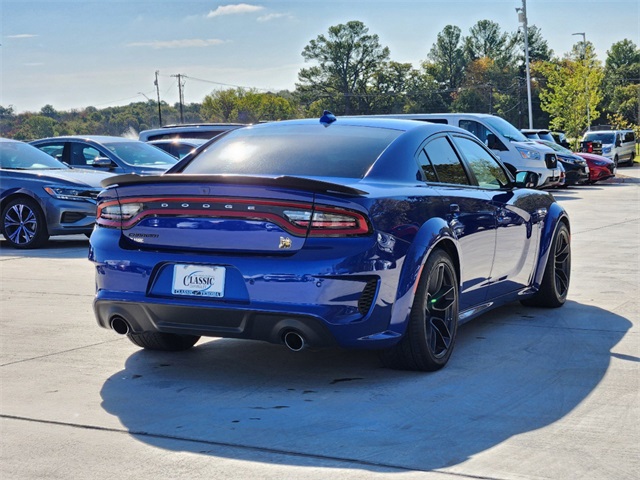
[623,131,635,143]
[181,125,402,178]
[423,136,470,185]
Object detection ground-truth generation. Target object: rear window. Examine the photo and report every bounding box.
[584,132,615,144]
[104,142,178,166]
[180,124,402,178]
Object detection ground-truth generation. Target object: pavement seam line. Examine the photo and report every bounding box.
[0,414,505,480]
[0,339,124,367]
[572,217,640,235]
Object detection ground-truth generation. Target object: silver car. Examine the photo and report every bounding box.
[30,135,177,175]
[0,138,112,248]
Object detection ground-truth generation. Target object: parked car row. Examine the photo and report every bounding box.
[0,113,629,250]
[522,128,617,185]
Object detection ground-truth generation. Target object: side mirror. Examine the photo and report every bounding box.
[515,171,539,189]
[92,157,114,168]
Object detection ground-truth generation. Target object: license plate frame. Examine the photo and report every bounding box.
[172,264,226,298]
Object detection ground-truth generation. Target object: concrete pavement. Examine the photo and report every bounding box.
[1,174,638,479]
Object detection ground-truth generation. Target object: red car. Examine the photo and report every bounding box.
[576,152,616,184]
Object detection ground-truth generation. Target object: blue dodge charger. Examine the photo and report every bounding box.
[89,115,571,371]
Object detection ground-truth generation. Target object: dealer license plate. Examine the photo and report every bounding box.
[172,265,226,297]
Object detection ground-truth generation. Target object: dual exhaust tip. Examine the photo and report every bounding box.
[110,316,130,335]
[283,330,306,352]
[110,316,307,352]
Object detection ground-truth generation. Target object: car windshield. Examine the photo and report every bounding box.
[180,124,403,178]
[484,116,528,142]
[104,142,178,167]
[537,140,573,155]
[584,132,615,144]
[0,141,70,170]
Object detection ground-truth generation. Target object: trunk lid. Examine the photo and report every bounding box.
[98,175,369,253]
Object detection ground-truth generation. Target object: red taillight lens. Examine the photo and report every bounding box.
[96,201,143,228]
[285,208,369,236]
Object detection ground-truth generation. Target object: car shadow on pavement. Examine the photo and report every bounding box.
[100,301,631,473]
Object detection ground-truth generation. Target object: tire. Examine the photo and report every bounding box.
[127,332,200,351]
[1,197,49,249]
[613,155,619,168]
[380,248,459,371]
[521,223,571,308]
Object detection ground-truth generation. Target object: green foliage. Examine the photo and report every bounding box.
[535,45,605,145]
[202,89,297,123]
[297,20,390,114]
[1,20,636,141]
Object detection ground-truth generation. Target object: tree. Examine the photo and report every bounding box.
[602,39,640,126]
[296,21,390,114]
[13,115,57,140]
[426,25,466,91]
[535,43,604,145]
[463,20,515,66]
[202,89,242,122]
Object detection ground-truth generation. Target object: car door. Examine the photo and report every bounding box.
[419,134,497,312]
[33,141,69,165]
[450,134,541,298]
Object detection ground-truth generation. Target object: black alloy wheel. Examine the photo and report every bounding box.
[380,248,459,371]
[522,222,571,308]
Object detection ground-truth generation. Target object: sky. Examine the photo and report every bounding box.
[1,0,639,113]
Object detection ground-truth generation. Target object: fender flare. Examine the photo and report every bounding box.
[533,202,570,289]
[386,217,461,337]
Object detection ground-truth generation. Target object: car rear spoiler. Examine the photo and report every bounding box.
[100,173,369,196]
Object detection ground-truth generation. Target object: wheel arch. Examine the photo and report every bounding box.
[386,217,462,338]
[533,203,571,289]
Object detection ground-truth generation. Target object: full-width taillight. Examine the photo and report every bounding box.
[96,197,371,237]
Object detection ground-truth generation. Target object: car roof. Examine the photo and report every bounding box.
[243,116,462,133]
[31,135,138,144]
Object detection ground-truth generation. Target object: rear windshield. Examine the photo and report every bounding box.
[104,142,178,167]
[584,132,615,144]
[180,124,403,178]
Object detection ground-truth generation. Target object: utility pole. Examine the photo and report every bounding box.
[171,73,185,123]
[154,70,162,126]
[516,0,533,129]
[572,32,590,131]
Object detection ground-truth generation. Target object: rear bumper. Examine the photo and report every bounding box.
[90,228,408,349]
[94,298,338,348]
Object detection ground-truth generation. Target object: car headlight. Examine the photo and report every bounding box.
[603,146,612,154]
[44,186,101,202]
[515,146,541,161]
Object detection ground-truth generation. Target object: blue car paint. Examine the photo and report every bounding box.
[89,118,569,351]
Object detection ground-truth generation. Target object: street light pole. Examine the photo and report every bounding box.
[516,0,533,129]
[572,32,590,131]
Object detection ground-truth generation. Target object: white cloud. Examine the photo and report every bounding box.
[206,3,264,18]
[7,34,38,39]
[127,39,227,49]
[257,13,292,22]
